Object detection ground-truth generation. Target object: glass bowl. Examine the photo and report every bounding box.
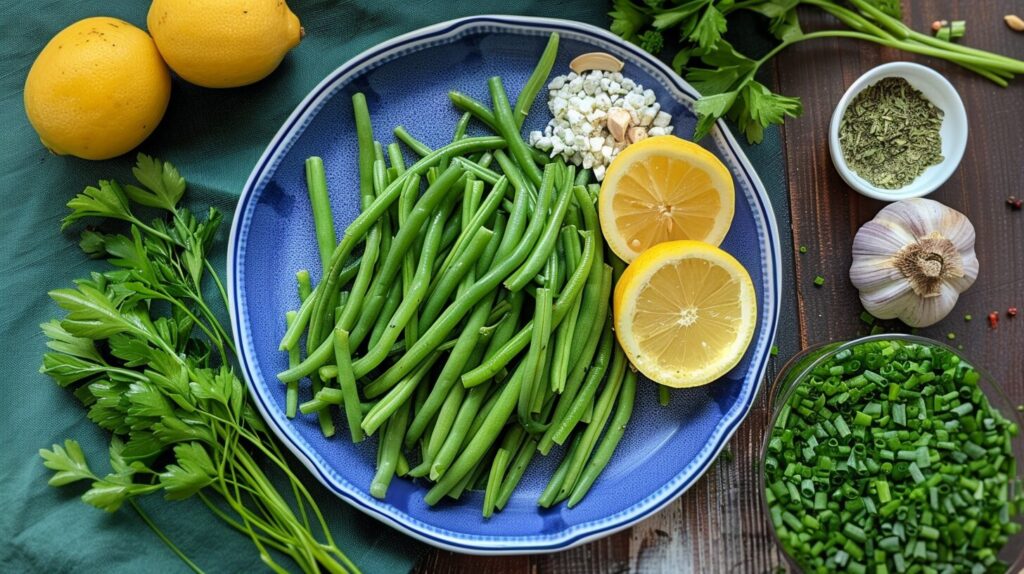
[761,334,1024,572]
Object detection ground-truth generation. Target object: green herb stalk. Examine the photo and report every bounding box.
[39,155,358,574]
[609,0,1024,143]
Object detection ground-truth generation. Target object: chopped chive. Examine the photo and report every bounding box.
[813,275,825,286]
[860,311,876,325]
[799,245,807,254]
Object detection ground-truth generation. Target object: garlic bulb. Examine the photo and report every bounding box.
[850,198,978,328]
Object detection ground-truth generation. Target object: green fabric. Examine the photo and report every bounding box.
[0,2,791,573]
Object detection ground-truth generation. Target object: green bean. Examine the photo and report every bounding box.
[549,285,580,393]
[367,279,403,350]
[464,180,484,225]
[373,140,386,163]
[305,157,337,271]
[489,76,542,187]
[574,168,591,187]
[556,345,627,503]
[349,163,465,350]
[393,125,432,157]
[427,378,466,461]
[402,291,495,443]
[370,397,410,499]
[568,369,637,507]
[495,436,538,510]
[491,175,535,265]
[387,142,406,174]
[302,134,504,354]
[361,351,440,436]
[566,184,604,356]
[483,448,511,518]
[518,287,552,426]
[396,452,409,478]
[538,435,581,508]
[332,328,364,443]
[433,177,508,281]
[426,378,491,480]
[277,256,361,351]
[284,311,300,418]
[398,176,420,347]
[513,33,559,129]
[298,388,375,416]
[296,272,336,437]
[504,165,575,291]
[362,163,554,394]
[452,156,501,185]
[538,265,612,454]
[461,230,595,387]
[549,326,620,447]
[352,200,449,378]
[493,149,536,203]
[448,90,500,132]
[423,364,524,505]
[420,226,494,327]
[447,443,493,500]
[453,111,473,140]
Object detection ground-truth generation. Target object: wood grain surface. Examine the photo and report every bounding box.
[418,3,1024,572]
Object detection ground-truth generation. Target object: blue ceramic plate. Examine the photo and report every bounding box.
[228,16,781,554]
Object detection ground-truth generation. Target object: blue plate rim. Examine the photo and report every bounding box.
[227,15,782,555]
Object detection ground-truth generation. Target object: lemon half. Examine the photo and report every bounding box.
[599,136,735,263]
[613,240,757,388]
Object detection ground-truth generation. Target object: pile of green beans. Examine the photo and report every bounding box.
[277,33,638,514]
[765,338,1024,573]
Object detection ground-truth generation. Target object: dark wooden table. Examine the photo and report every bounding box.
[417,3,1024,572]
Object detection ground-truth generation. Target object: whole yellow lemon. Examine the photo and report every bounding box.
[23,17,171,160]
[147,0,303,89]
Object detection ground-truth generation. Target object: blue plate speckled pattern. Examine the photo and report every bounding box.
[228,16,781,554]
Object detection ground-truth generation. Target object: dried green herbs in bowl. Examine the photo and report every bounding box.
[829,62,968,201]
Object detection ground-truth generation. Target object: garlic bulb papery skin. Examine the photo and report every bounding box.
[850,198,978,328]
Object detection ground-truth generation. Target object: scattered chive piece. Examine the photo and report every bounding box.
[860,311,876,326]
[870,325,885,336]
[964,314,973,322]
[947,332,956,340]
[813,275,825,287]
[770,345,779,357]
[799,245,808,254]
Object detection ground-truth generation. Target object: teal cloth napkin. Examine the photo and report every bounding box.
[0,1,792,572]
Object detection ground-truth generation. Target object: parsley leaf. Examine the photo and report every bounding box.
[124,154,186,213]
[40,439,96,487]
[689,3,728,49]
[63,180,135,230]
[609,0,650,42]
[160,442,217,500]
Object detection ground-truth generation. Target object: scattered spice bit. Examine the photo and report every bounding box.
[1018,405,1024,413]
[870,325,886,335]
[931,20,948,32]
[1006,14,1024,32]
[770,345,779,356]
[1009,306,1019,318]
[1008,196,1022,210]
[947,332,956,340]
[989,311,1000,329]
[839,77,944,189]
[813,275,825,286]
[964,314,973,322]
[957,344,964,350]
[860,311,876,325]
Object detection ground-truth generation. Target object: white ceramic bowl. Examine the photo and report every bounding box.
[829,61,968,201]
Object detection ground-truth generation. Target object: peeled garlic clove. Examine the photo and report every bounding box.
[569,52,625,74]
[606,108,631,142]
[850,198,978,328]
[627,126,648,144]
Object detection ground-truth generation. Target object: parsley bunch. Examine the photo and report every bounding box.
[39,155,358,574]
[610,0,1024,143]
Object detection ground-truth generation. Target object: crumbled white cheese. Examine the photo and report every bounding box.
[530,70,673,181]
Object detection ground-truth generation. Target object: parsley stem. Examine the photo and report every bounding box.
[129,500,206,574]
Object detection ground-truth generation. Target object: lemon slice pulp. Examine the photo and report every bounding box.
[599,136,735,263]
[613,240,757,388]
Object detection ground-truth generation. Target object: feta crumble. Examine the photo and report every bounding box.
[531,70,673,180]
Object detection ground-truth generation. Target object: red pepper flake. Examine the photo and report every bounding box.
[1009,307,1019,318]
[989,311,1000,329]
[1008,196,1023,210]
